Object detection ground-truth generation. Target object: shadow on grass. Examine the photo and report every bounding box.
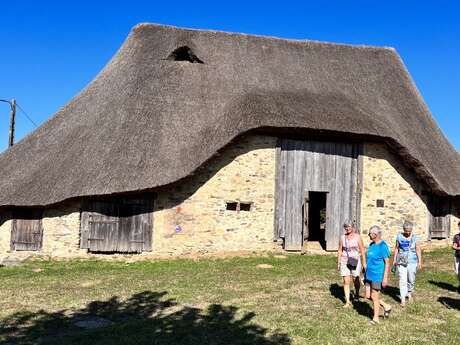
[382,285,400,303]
[429,280,458,292]
[329,283,345,303]
[438,296,460,310]
[329,283,398,319]
[0,291,291,345]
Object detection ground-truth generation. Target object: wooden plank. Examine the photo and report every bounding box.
[273,139,282,240]
[355,144,364,233]
[284,139,305,251]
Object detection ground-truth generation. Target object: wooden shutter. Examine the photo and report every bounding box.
[11,209,43,251]
[429,195,451,239]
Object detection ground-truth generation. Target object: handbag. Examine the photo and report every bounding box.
[345,237,359,270]
[398,254,409,267]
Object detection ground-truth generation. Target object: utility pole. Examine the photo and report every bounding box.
[9,99,16,147]
[0,99,16,148]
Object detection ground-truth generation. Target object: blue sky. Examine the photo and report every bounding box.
[0,1,458,152]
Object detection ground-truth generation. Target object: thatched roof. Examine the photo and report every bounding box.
[1,23,459,207]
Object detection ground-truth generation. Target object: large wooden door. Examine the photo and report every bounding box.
[275,139,360,251]
[11,209,43,251]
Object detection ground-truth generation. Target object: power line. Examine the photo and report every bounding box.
[16,102,38,127]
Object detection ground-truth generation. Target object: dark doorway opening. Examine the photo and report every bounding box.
[303,191,327,250]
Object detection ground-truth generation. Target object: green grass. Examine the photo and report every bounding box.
[0,248,459,344]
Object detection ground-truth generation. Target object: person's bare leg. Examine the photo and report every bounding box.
[353,276,361,298]
[343,275,351,306]
[371,289,380,322]
[380,298,391,313]
[365,284,371,300]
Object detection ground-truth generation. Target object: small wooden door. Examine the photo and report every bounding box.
[429,195,451,239]
[11,209,43,251]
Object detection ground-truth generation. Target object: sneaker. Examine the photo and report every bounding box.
[407,293,412,301]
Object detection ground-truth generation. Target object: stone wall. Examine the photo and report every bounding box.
[152,134,278,256]
[360,143,430,245]
[41,202,84,257]
[0,211,12,259]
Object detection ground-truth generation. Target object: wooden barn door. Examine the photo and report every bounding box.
[81,197,153,253]
[275,139,360,251]
[11,209,43,251]
[428,195,451,239]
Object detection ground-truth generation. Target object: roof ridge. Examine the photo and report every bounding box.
[132,22,396,51]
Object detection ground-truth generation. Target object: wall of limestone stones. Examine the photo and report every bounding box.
[152,134,279,256]
[360,143,430,245]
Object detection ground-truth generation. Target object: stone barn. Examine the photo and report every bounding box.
[0,23,459,260]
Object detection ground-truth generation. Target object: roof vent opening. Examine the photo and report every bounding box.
[167,46,204,64]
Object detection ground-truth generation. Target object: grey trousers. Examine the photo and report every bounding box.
[398,263,417,300]
[455,257,460,282]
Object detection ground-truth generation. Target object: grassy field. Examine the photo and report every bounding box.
[0,248,459,345]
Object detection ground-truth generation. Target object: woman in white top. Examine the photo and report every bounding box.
[337,221,367,307]
[392,220,422,307]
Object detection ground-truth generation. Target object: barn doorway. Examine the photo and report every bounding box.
[303,192,328,250]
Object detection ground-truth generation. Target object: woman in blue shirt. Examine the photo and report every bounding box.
[365,225,392,325]
[392,220,422,307]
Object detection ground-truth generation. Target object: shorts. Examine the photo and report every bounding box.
[340,259,362,277]
[364,279,382,291]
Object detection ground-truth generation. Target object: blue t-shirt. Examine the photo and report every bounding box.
[365,240,390,282]
[396,233,419,264]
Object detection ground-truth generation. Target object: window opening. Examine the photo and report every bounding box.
[239,203,252,212]
[167,46,204,63]
[226,202,238,211]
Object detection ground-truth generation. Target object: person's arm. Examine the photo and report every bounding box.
[337,239,343,271]
[382,257,390,288]
[358,236,366,271]
[416,240,422,269]
[393,239,399,266]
